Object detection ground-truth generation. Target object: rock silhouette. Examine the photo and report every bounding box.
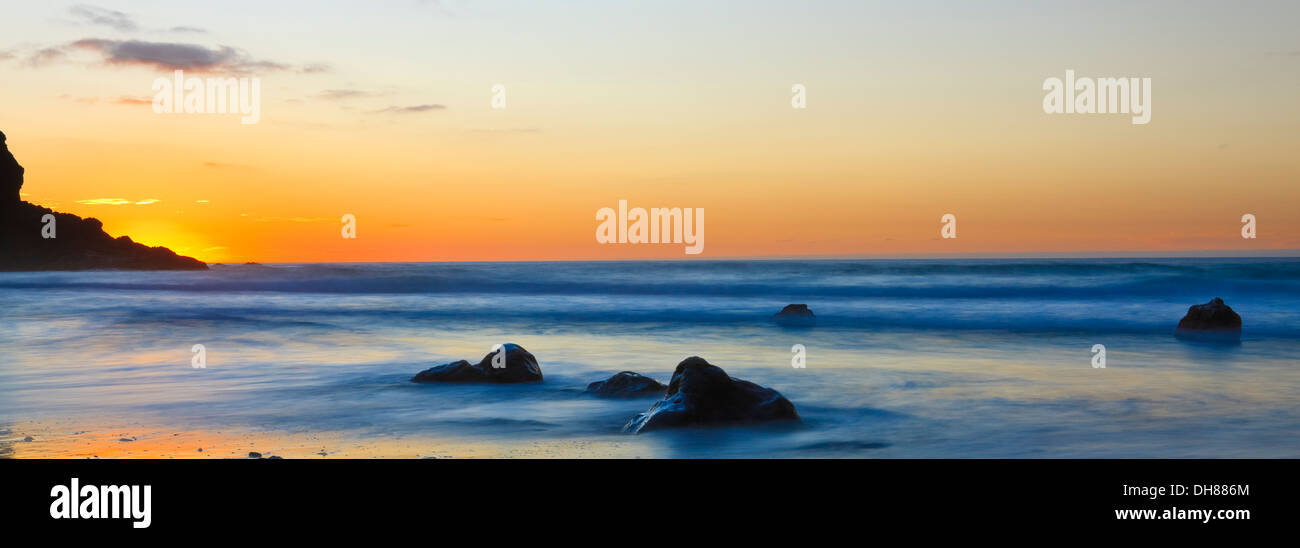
[0,130,23,203]
[586,371,667,397]
[411,343,543,383]
[1175,297,1242,342]
[774,303,816,327]
[623,357,800,433]
[0,130,207,271]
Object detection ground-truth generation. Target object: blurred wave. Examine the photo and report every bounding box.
[2,258,1298,458]
[2,258,1297,336]
[2,258,1298,298]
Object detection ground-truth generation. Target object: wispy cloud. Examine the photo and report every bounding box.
[253,216,333,223]
[69,4,138,32]
[67,5,211,35]
[57,94,98,104]
[417,0,457,17]
[465,127,542,134]
[59,94,152,105]
[317,89,383,100]
[25,47,66,67]
[370,104,446,114]
[75,197,160,205]
[57,94,155,106]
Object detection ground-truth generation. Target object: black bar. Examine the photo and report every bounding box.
[3,459,1288,534]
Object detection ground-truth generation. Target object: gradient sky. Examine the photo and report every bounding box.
[1,0,1298,262]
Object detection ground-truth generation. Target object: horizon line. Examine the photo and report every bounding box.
[212,249,1300,265]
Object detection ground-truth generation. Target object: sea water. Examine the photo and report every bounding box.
[1,258,1297,458]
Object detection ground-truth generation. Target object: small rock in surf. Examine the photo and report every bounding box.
[1174,297,1242,343]
[773,304,816,327]
[586,371,667,397]
[411,343,543,384]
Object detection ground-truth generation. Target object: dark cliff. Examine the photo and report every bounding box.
[0,130,208,271]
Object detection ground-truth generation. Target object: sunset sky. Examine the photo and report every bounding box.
[1,0,1297,262]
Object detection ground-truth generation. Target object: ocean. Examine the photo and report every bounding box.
[1,258,1298,458]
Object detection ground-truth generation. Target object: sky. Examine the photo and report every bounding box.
[1,0,1297,262]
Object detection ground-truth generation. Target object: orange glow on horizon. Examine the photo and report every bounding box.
[4,1,1297,263]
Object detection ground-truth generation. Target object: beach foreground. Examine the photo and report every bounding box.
[2,259,1298,458]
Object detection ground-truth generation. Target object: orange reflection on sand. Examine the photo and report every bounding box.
[5,421,653,459]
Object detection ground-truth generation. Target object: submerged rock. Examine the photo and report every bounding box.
[774,304,816,327]
[1175,298,1242,342]
[623,357,800,434]
[586,371,667,397]
[411,343,542,384]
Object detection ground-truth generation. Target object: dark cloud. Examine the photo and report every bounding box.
[69,4,138,32]
[371,104,446,114]
[70,38,290,73]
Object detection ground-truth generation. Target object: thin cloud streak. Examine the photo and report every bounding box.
[68,4,138,32]
[370,104,446,114]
